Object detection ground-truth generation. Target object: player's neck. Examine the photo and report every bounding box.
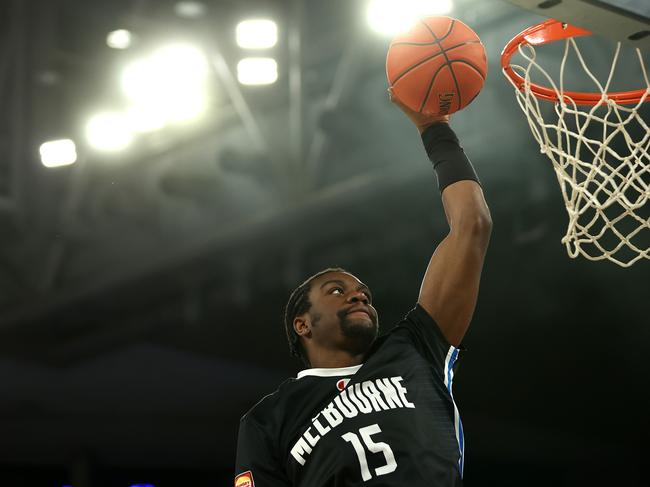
[308,348,365,369]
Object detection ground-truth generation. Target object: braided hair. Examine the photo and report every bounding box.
[284,267,349,367]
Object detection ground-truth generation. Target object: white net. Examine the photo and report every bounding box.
[507,37,650,267]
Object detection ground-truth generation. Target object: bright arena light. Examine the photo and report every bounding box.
[125,103,166,133]
[120,43,209,126]
[237,57,278,86]
[39,139,77,168]
[107,29,133,49]
[367,0,453,36]
[236,19,278,49]
[86,112,133,152]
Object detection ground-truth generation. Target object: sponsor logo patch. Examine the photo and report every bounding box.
[235,470,254,487]
[336,378,350,391]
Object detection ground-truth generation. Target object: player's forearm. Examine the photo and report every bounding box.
[422,123,492,233]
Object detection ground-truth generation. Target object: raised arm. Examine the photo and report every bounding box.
[418,179,491,346]
[390,90,492,346]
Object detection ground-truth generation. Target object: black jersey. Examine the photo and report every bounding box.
[234,304,465,487]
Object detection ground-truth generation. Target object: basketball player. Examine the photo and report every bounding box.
[234,91,492,487]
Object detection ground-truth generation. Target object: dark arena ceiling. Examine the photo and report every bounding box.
[0,0,649,486]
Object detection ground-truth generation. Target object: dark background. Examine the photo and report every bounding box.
[0,0,648,486]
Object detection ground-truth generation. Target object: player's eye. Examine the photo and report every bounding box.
[330,287,344,295]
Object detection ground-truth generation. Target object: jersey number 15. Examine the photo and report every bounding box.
[341,424,397,482]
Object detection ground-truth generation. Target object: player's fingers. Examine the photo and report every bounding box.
[387,88,410,111]
[387,87,404,106]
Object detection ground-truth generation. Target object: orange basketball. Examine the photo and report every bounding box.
[386,17,487,116]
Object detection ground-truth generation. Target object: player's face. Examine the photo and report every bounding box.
[304,272,379,355]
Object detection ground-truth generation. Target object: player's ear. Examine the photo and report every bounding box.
[294,315,311,338]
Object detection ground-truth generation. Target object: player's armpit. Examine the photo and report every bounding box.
[417,180,491,347]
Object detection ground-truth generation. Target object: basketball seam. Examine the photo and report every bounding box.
[419,62,455,113]
[391,40,481,48]
[419,19,463,113]
[389,41,482,86]
[391,19,455,46]
[449,59,487,81]
[438,18,456,43]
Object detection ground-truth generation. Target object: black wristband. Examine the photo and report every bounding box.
[421,123,480,193]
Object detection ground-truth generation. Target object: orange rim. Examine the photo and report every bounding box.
[501,19,647,106]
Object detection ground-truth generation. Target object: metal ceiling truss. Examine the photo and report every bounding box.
[0,0,27,213]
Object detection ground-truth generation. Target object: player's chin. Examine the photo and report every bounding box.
[349,314,375,326]
[341,316,378,339]
[342,313,374,328]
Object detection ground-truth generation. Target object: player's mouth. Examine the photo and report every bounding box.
[345,307,373,321]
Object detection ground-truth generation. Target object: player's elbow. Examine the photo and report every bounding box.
[476,209,493,235]
[455,209,492,245]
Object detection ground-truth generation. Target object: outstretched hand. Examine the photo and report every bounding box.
[388,87,450,133]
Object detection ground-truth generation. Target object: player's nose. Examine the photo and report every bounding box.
[347,291,369,305]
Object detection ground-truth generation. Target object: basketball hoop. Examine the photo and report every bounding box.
[501,19,650,267]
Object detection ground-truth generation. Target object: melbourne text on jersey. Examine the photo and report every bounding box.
[290,376,415,466]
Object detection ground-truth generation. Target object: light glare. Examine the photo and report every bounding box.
[164,93,205,122]
[120,44,209,124]
[237,58,278,86]
[174,1,206,18]
[367,0,453,36]
[126,104,166,133]
[39,139,77,168]
[236,19,278,49]
[107,29,132,49]
[86,112,133,152]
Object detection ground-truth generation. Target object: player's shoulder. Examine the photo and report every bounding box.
[399,303,437,327]
[390,304,448,340]
[241,377,316,425]
[239,377,300,426]
[375,304,433,339]
[374,304,457,360]
[362,306,427,352]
